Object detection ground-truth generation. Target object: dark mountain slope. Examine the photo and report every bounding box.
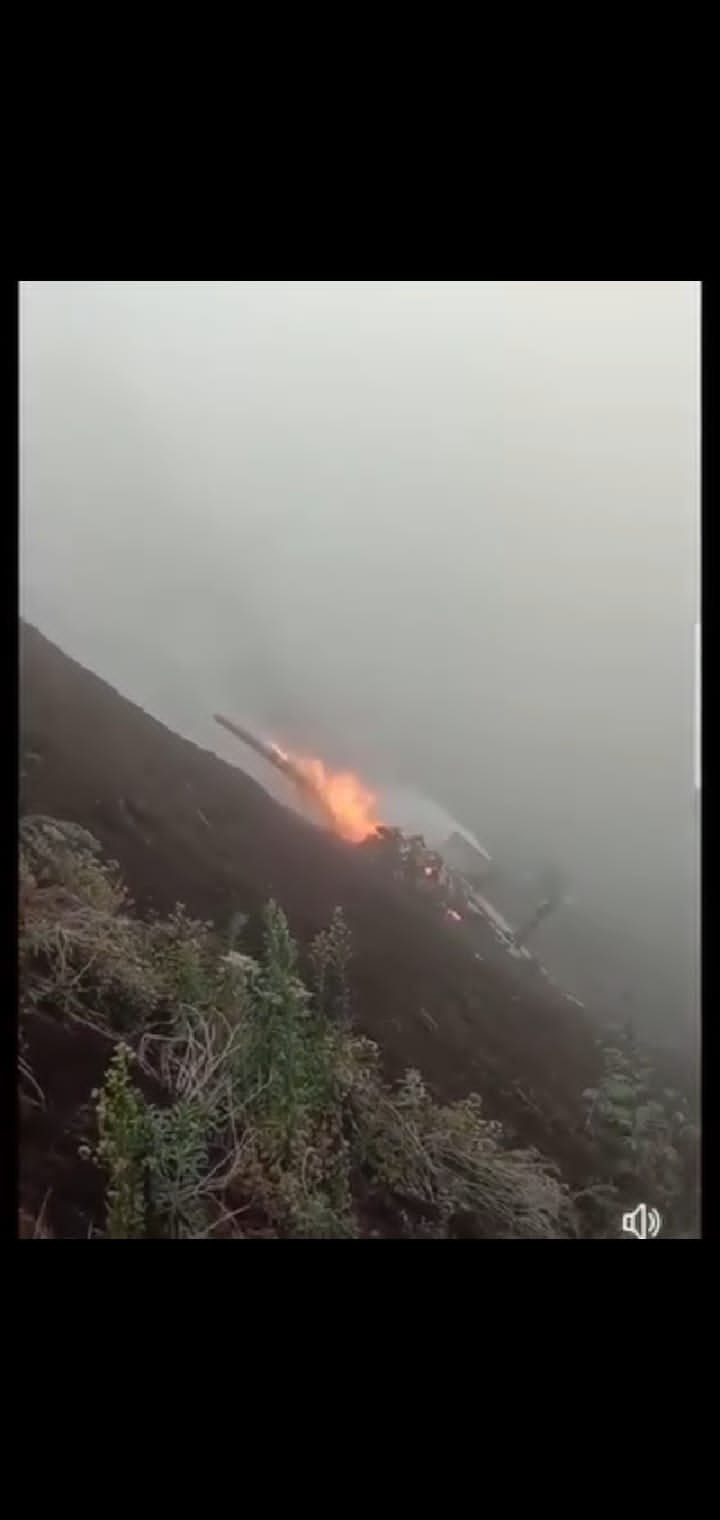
[19,620,602,1177]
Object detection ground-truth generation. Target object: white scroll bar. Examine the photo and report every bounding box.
[694,621,701,791]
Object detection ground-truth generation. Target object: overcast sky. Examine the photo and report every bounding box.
[19,280,700,1041]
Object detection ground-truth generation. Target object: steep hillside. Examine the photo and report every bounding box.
[20,620,606,1179]
[21,819,590,1239]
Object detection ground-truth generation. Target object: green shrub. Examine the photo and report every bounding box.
[144,904,218,1009]
[93,1043,150,1239]
[20,817,128,913]
[346,1054,577,1238]
[309,906,352,1024]
[20,821,161,1029]
[582,1026,700,1237]
[144,1098,211,1238]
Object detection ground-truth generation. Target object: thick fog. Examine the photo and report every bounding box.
[19,280,700,1048]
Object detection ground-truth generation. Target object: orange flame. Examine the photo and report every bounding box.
[275,743,381,843]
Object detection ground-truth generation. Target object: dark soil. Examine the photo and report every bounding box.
[19,1007,169,1239]
[19,621,608,1231]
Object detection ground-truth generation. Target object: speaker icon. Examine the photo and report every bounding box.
[622,1203,662,1239]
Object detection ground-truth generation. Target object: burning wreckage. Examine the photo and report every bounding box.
[213,714,380,843]
[212,714,558,965]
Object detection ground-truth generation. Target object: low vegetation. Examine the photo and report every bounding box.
[19,816,698,1239]
[578,1028,699,1237]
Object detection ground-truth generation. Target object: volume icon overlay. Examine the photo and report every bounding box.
[622,1204,662,1240]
